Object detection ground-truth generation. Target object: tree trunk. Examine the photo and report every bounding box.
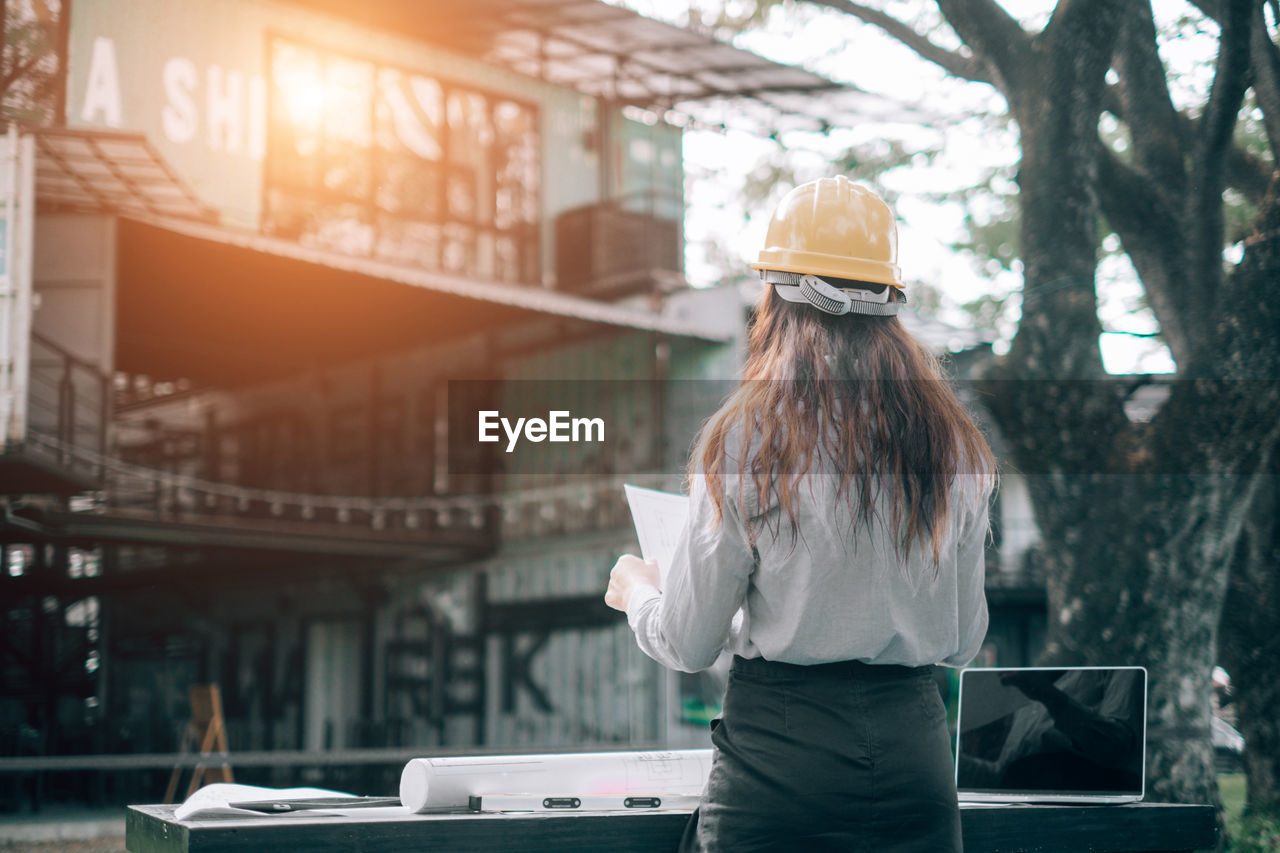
[1221,472,1280,817]
[1218,182,1280,819]
[997,467,1245,808]
[981,2,1244,807]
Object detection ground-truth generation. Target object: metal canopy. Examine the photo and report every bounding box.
[121,211,733,345]
[284,0,909,131]
[33,128,216,221]
[473,1,835,102]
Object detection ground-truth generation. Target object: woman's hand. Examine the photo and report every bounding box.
[605,555,661,612]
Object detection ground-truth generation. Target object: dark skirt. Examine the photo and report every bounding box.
[678,655,962,853]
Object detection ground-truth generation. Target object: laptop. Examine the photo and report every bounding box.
[955,666,1147,804]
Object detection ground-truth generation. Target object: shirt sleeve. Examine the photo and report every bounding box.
[941,496,990,667]
[624,475,755,673]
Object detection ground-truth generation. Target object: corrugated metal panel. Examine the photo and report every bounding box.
[483,622,662,747]
[484,534,627,604]
[480,534,666,747]
[34,129,215,221]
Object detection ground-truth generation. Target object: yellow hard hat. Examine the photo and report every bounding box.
[752,176,905,316]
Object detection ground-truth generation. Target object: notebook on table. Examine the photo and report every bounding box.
[955,666,1147,805]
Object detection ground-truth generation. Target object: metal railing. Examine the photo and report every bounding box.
[24,331,110,481]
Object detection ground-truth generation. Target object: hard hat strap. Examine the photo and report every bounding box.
[760,270,905,317]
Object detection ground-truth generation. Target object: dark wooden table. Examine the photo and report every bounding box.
[126,801,1217,852]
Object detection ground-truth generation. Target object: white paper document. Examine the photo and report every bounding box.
[400,749,712,813]
[174,784,407,820]
[623,484,690,590]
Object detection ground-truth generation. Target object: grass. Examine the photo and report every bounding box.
[1222,773,1247,836]
[1217,772,1280,853]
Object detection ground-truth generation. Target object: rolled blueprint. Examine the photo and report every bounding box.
[399,749,712,812]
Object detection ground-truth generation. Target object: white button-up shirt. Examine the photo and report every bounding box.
[626,462,991,673]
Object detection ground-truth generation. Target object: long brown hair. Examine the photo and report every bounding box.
[691,287,995,567]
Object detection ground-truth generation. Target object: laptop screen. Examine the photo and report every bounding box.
[955,667,1147,801]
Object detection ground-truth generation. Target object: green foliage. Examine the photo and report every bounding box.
[957,293,1008,340]
[1226,188,1261,248]
[948,193,1020,273]
[1232,814,1280,853]
[1,0,62,127]
[838,138,939,206]
[1236,93,1272,164]
[704,0,790,31]
[736,136,929,213]
[1216,773,1280,852]
[1225,94,1268,245]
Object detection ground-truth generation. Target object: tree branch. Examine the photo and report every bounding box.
[1103,329,1163,338]
[1195,0,1252,202]
[1102,83,1271,204]
[1249,0,1280,159]
[805,0,997,85]
[1225,145,1275,204]
[933,0,1030,97]
[1185,0,1253,358]
[1113,1,1186,195]
[1041,0,1131,46]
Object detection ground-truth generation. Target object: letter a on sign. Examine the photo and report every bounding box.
[81,37,123,127]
